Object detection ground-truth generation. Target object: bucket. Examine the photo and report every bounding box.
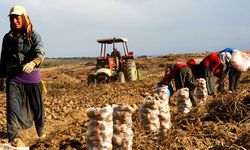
[155,84,174,99]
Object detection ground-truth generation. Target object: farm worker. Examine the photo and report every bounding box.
[0,6,46,146]
[158,62,197,106]
[187,58,224,79]
[111,47,121,59]
[111,47,121,70]
[186,58,202,78]
[217,48,242,93]
[197,52,231,95]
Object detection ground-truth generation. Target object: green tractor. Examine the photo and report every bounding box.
[87,37,141,85]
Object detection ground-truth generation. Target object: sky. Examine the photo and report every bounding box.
[0,0,250,58]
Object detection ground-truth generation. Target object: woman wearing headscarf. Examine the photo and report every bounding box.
[198,52,231,95]
[217,48,242,93]
[0,5,46,145]
[158,62,197,106]
[186,58,202,78]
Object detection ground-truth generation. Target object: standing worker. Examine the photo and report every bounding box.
[111,47,121,59]
[111,47,121,70]
[0,5,46,146]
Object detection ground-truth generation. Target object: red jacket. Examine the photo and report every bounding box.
[201,52,222,74]
[187,58,201,76]
[162,62,187,83]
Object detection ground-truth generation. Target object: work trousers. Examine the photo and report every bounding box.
[174,66,197,106]
[229,68,242,91]
[6,82,45,141]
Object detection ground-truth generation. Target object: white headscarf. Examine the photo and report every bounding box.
[219,52,232,64]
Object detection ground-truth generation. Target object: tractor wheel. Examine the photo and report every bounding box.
[87,74,96,85]
[117,72,125,83]
[96,73,110,84]
[124,59,138,81]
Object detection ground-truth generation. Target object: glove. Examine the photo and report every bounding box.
[23,61,36,73]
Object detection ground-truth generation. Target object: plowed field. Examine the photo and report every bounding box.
[0,53,249,150]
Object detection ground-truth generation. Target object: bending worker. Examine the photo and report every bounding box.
[198,52,231,95]
[217,48,242,93]
[158,62,197,106]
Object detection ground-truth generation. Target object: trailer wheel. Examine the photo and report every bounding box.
[96,73,110,84]
[117,72,125,83]
[137,69,143,80]
[87,74,96,85]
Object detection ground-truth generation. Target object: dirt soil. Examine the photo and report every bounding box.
[0,53,249,150]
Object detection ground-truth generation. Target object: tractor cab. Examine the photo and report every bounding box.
[97,37,133,72]
[87,37,140,84]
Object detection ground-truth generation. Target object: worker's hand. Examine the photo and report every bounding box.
[23,61,36,73]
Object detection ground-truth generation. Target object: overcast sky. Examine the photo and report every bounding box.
[0,0,250,57]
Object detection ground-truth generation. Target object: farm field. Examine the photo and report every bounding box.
[0,53,249,150]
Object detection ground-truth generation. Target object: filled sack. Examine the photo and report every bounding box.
[230,50,250,72]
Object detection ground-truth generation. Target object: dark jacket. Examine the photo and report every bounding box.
[0,30,45,77]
